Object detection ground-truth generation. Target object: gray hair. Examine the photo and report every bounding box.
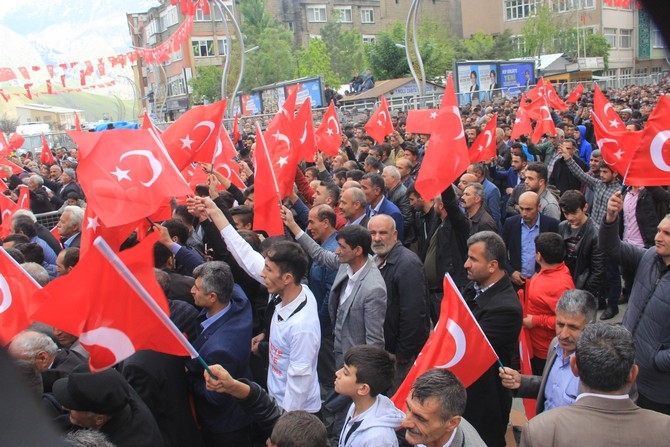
[29,175,44,186]
[62,206,84,228]
[467,231,506,266]
[65,429,116,447]
[410,369,467,422]
[347,187,367,208]
[556,289,597,324]
[192,261,234,305]
[22,262,49,286]
[10,331,58,362]
[382,165,401,181]
[12,209,37,222]
[63,168,76,180]
[465,182,485,201]
[576,323,635,392]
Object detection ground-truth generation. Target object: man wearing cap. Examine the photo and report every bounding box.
[53,368,164,447]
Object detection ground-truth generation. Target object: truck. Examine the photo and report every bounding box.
[15,122,77,158]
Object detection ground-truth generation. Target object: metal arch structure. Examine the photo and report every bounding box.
[212,0,246,117]
[404,0,426,100]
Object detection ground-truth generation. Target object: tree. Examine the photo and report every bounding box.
[297,39,338,86]
[0,113,18,133]
[242,25,296,90]
[189,65,223,105]
[240,0,271,41]
[320,21,366,84]
[520,4,558,57]
[365,32,410,80]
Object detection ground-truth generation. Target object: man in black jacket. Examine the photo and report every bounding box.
[461,231,522,447]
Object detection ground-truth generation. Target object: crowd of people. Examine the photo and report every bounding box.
[2,78,670,447]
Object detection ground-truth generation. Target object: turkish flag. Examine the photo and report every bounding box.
[279,87,298,121]
[8,133,25,150]
[364,96,394,144]
[566,83,584,103]
[30,232,192,371]
[0,132,10,156]
[40,134,54,165]
[592,84,625,132]
[141,111,163,135]
[45,79,53,95]
[74,112,82,131]
[213,128,245,189]
[314,102,343,156]
[0,158,25,177]
[414,74,469,201]
[18,67,30,80]
[23,84,33,100]
[531,96,557,144]
[624,95,670,186]
[468,114,498,163]
[405,109,439,134]
[293,98,316,161]
[161,99,227,171]
[0,68,17,83]
[0,248,42,345]
[264,111,298,198]
[232,113,241,143]
[253,124,284,236]
[79,207,139,257]
[516,285,537,420]
[543,81,567,111]
[591,111,640,177]
[0,187,30,245]
[70,128,192,227]
[391,274,498,411]
[511,106,533,140]
[182,162,210,191]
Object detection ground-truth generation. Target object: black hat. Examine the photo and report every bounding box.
[53,369,129,415]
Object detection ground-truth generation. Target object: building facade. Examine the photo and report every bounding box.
[127,0,237,121]
[460,0,667,80]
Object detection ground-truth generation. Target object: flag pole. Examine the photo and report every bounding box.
[93,236,218,379]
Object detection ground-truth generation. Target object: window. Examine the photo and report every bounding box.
[160,6,178,30]
[307,5,327,22]
[334,6,352,23]
[619,29,632,49]
[651,67,662,75]
[601,69,616,78]
[167,75,187,97]
[362,35,376,44]
[192,38,215,57]
[147,19,158,36]
[217,38,228,56]
[361,8,375,23]
[195,7,211,22]
[555,0,577,13]
[582,0,595,8]
[619,67,632,78]
[505,0,539,21]
[511,35,527,55]
[170,48,183,63]
[603,27,617,48]
[652,26,666,48]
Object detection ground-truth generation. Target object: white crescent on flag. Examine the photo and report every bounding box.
[434,318,466,369]
[650,130,670,172]
[119,149,163,187]
[79,326,136,368]
[0,274,12,314]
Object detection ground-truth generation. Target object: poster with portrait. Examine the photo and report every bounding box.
[455,63,498,106]
[499,62,535,97]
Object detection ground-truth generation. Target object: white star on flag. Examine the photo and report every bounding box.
[110,167,131,182]
[614,149,624,160]
[86,216,100,232]
[515,118,521,124]
[430,112,438,119]
[377,119,383,126]
[326,128,334,136]
[276,156,288,167]
[477,145,484,152]
[180,134,195,150]
[609,119,620,129]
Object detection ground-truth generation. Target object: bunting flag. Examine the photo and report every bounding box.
[468,114,498,163]
[252,123,284,236]
[0,248,42,345]
[391,274,498,411]
[30,233,193,371]
[624,95,670,186]
[414,74,469,201]
[314,102,343,156]
[364,96,395,144]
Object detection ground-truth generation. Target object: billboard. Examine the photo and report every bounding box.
[286,78,324,108]
[238,93,262,115]
[499,62,535,97]
[455,62,499,106]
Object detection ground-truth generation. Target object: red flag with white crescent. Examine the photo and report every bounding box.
[314,102,343,156]
[391,273,498,411]
[566,83,584,103]
[405,109,439,134]
[293,97,316,161]
[364,96,394,144]
[591,111,640,177]
[0,247,42,345]
[468,114,498,163]
[40,134,54,165]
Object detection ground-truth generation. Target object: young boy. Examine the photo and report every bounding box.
[335,345,405,447]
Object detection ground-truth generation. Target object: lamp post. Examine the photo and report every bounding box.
[404,0,426,106]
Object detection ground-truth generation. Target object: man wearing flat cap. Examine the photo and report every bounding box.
[53,367,163,447]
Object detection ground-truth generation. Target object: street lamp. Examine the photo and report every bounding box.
[404,0,426,103]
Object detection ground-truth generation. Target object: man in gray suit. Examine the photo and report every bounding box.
[499,289,597,414]
[520,323,670,446]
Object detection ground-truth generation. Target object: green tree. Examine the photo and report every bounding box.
[242,25,296,90]
[520,4,558,57]
[297,38,338,86]
[586,33,610,69]
[189,65,223,104]
[240,0,271,41]
[365,32,409,80]
[320,21,366,84]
